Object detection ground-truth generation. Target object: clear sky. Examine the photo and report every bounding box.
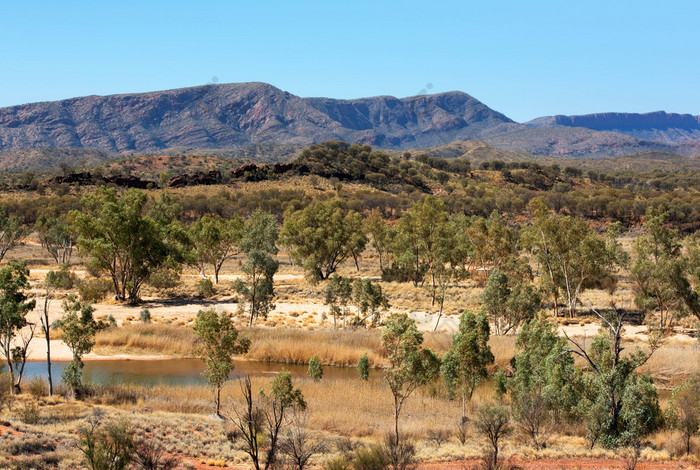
[1,0,698,122]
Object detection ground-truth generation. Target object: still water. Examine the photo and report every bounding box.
[23,359,370,387]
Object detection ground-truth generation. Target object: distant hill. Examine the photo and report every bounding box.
[0,82,512,153]
[526,111,700,143]
[480,125,700,158]
[411,141,700,172]
[0,82,698,170]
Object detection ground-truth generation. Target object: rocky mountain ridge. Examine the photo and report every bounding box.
[0,82,698,169]
[526,111,700,143]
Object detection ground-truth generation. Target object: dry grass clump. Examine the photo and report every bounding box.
[95,323,197,356]
[639,342,700,387]
[243,327,385,367]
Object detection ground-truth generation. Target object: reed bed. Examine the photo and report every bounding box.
[94,323,197,356]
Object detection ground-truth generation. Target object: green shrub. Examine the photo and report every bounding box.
[46,265,76,289]
[78,279,112,303]
[28,377,47,398]
[308,355,323,382]
[139,308,151,323]
[0,371,12,409]
[147,261,182,291]
[79,414,134,470]
[19,401,40,425]
[351,445,388,470]
[357,354,369,381]
[195,278,215,298]
[323,456,351,470]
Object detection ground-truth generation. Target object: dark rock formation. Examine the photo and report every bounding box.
[167,170,222,188]
[46,171,153,189]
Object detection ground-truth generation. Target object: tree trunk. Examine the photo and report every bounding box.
[394,396,401,447]
[46,334,53,396]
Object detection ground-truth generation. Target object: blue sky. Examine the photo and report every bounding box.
[1,1,698,122]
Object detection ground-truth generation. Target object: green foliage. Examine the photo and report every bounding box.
[0,206,29,263]
[193,309,250,415]
[35,210,76,264]
[195,278,215,298]
[574,309,662,448]
[324,274,352,328]
[78,414,135,470]
[474,404,511,468]
[78,278,112,302]
[280,199,366,282]
[350,444,389,470]
[632,207,699,326]
[188,214,243,283]
[462,211,518,278]
[665,374,700,454]
[70,188,178,302]
[308,354,323,382]
[524,198,623,317]
[234,210,279,328]
[0,261,36,394]
[504,317,578,448]
[46,264,76,289]
[352,279,389,327]
[389,196,448,290]
[357,354,370,381]
[270,370,307,410]
[139,308,151,323]
[55,295,96,392]
[364,208,393,272]
[481,269,540,335]
[382,313,440,444]
[441,311,494,420]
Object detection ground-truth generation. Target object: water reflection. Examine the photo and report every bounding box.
[23,359,373,387]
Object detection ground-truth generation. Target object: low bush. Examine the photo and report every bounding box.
[195,278,215,298]
[351,444,388,470]
[323,456,352,470]
[19,401,40,425]
[27,377,48,398]
[78,278,113,303]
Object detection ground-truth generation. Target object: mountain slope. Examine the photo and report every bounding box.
[0,82,513,153]
[526,111,700,143]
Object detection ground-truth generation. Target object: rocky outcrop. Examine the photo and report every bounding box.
[167,170,223,188]
[46,171,153,189]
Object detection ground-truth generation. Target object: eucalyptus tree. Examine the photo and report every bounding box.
[524,197,623,317]
[0,261,36,394]
[352,279,389,327]
[382,313,440,445]
[441,311,494,421]
[234,210,279,327]
[189,214,243,284]
[323,274,352,328]
[193,309,250,416]
[632,206,698,327]
[0,207,29,264]
[70,188,175,302]
[481,269,540,335]
[55,295,96,395]
[35,211,77,265]
[564,306,663,448]
[280,199,366,282]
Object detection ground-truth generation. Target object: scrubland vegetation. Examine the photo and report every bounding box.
[0,141,699,469]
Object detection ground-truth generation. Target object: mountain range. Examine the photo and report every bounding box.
[0,82,698,170]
